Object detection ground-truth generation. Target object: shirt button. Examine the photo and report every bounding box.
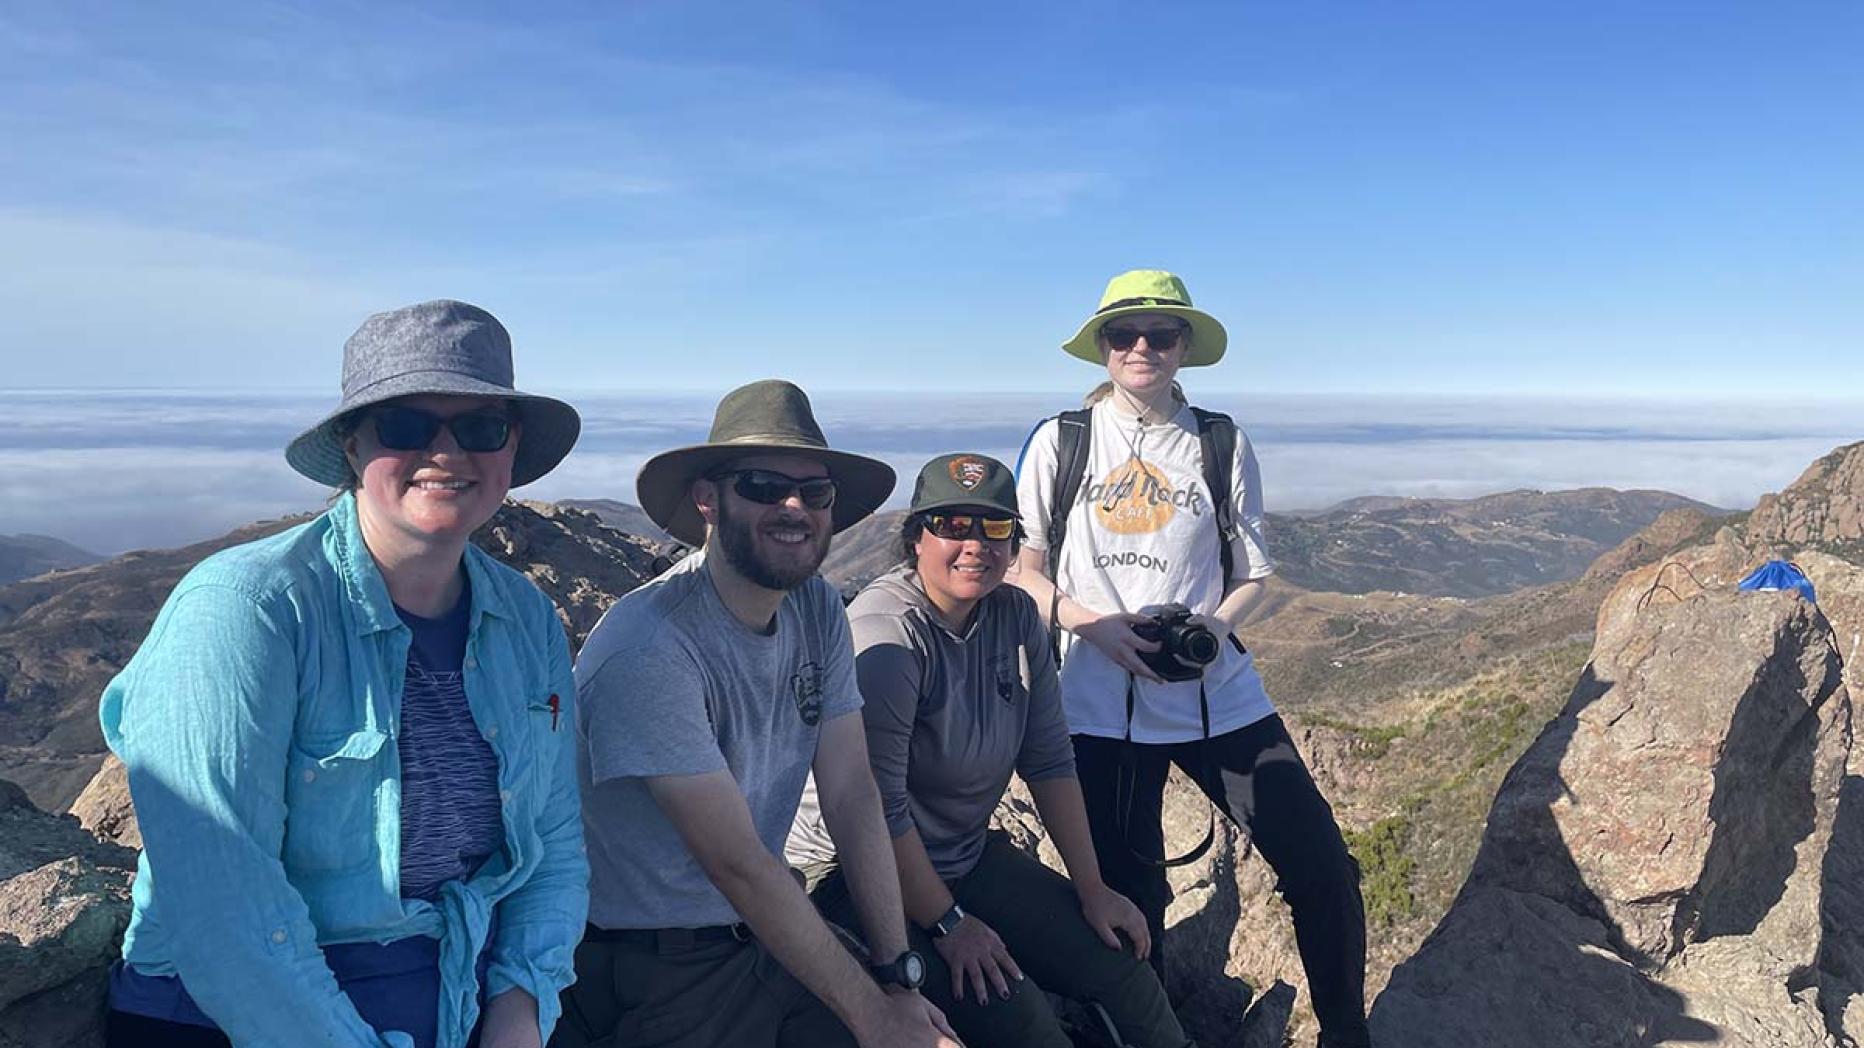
[500,790,513,805]
[465,656,478,670]
[271,929,287,944]
[301,769,316,784]
[486,726,499,740]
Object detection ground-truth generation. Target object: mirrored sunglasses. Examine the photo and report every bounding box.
[712,468,838,510]
[1101,323,1186,352]
[923,514,1017,542]
[371,406,512,453]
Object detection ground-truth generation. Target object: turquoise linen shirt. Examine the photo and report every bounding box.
[99,493,589,1048]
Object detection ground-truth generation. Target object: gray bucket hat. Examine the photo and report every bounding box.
[636,379,896,546]
[285,299,581,488]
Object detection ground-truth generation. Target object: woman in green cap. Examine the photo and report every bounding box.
[1011,270,1371,1048]
[787,453,1193,1048]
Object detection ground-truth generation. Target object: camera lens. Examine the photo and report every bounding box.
[1179,629,1220,666]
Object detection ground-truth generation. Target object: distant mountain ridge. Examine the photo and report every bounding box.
[1265,488,1716,597]
[570,488,1714,599]
[0,534,100,586]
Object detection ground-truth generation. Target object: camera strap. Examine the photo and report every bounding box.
[1115,672,1217,868]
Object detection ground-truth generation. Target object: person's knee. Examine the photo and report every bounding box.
[954,978,1071,1048]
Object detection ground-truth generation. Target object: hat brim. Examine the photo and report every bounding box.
[284,370,581,489]
[1061,305,1227,367]
[637,442,898,547]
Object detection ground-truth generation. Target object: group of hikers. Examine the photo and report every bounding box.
[96,270,1371,1048]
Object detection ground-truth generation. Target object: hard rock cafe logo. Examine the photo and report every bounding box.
[948,456,990,491]
[1082,457,1205,535]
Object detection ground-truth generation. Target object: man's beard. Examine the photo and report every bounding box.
[716,497,831,591]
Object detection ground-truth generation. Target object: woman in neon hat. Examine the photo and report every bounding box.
[1012,270,1370,1048]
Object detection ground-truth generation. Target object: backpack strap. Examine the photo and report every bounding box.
[1191,407,1238,587]
[1045,409,1094,582]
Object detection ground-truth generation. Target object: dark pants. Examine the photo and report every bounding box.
[810,833,1193,1048]
[550,928,856,1048]
[1073,715,1371,1048]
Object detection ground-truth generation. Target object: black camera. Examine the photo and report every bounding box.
[1131,604,1222,682]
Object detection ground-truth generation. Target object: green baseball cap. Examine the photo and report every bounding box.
[1061,268,1228,367]
[909,453,1018,518]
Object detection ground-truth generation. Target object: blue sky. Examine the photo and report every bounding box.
[2,2,1860,396]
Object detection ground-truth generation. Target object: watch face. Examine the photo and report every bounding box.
[904,952,927,985]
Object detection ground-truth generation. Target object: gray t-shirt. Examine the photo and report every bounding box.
[575,550,863,929]
[787,567,1075,880]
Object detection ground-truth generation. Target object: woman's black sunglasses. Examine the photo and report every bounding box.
[710,468,838,510]
[371,406,513,453]
[1100,323,1186,352]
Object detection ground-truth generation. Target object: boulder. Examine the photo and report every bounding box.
[0,781,134,1048]
[1373,589,1856,1045]
[67,756,135,851]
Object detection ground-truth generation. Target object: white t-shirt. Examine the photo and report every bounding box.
[1015,398,1277,743]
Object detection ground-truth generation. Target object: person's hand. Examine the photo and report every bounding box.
[1078,882,1151,960]
[476,988,543,1048]
[1073,612,1164,682]
[856,989,964,1048]
[931,912,1024,1004]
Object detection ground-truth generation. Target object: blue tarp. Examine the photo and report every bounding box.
[1737,560,1817,603]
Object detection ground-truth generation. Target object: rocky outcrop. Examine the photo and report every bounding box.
[0,780,135,1048]
[67,758,135,851]
[1747,444,1864,560]
[1371,588,1857,1045]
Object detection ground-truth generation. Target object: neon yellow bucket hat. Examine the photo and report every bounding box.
[1061,269,1228,367]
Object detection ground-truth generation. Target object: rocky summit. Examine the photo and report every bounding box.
[1,445,1859,1045]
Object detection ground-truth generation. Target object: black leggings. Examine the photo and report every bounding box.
[1073,715,1371,1048]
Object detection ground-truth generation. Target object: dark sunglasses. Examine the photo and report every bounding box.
[370,405,513,453]
[1100,323,1186,352]
[922,513,1017,542]
[711,468,838,510]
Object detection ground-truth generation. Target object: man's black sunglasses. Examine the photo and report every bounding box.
[710,468,838,510]
[370,406,513,453]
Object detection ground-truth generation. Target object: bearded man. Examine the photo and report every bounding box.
[557,381,958,1048]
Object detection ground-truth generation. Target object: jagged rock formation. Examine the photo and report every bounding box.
[0,779,136,1048]
[1373,439,1864,1046]
[0,501,656,812]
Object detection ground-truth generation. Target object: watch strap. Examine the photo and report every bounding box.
[928,903,966,938]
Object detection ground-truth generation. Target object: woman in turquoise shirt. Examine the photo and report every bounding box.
[99,301,589,1048]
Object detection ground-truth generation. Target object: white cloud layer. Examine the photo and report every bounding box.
[1,391,1856,556]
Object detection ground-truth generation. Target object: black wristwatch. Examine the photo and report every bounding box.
[870,949,927,991]
[926,903,967,938]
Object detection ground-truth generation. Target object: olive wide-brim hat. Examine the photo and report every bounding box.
[285,299,581,488]
[636,379,897,546]
[1061,269,1229,367]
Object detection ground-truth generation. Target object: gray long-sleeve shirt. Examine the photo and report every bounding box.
[786,567,1076,880]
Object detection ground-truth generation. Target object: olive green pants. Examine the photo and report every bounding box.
[549,928,856,1048]
[808,833,1194,1048]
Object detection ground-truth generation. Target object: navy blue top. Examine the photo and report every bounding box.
[395,581,506,901]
